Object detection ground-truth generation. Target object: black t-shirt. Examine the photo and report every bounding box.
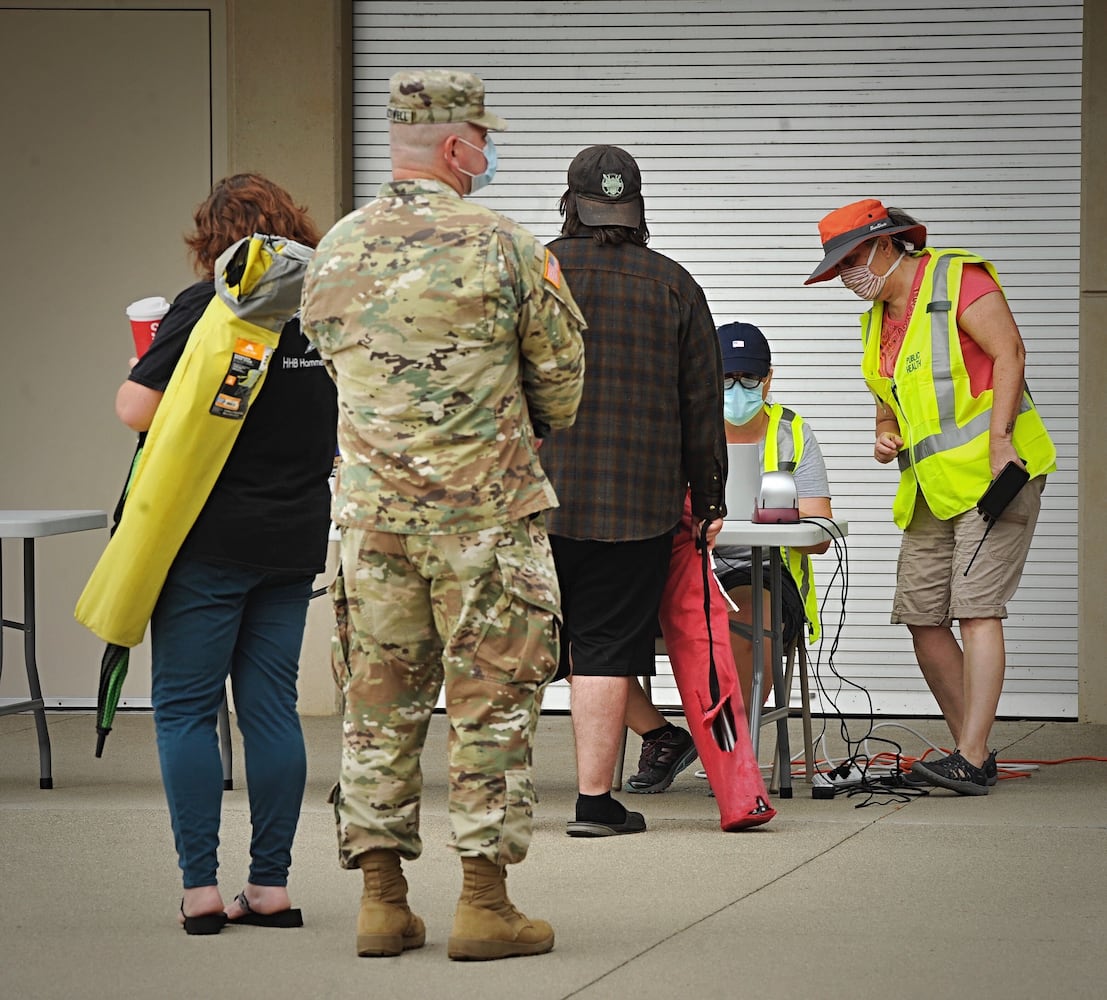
[128,280,338,574]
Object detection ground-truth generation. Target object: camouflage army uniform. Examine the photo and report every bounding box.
[301,177,586,868]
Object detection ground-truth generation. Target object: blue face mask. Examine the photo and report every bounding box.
[457,135,498,193]
[723,383,765,426]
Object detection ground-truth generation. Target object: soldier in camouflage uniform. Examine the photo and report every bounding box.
[300,69,586,962]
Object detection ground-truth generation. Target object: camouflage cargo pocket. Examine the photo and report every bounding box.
[478,545,561,687]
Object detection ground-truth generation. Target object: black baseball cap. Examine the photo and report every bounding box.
[567,145,643,227]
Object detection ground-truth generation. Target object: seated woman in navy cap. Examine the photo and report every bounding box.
[622,322,833,794]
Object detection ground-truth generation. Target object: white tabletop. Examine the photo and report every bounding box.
[716,518,848,547]
[0,509,108,538]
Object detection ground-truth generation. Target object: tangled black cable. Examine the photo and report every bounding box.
[798,517,932,808]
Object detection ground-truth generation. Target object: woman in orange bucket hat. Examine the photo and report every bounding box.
[807,198,1056,796]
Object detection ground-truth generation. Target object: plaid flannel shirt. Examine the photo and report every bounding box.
[539,236,726,541]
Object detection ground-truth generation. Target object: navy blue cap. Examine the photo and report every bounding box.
[717,322,771,377]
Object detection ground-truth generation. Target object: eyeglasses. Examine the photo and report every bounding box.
[724,372,764,391]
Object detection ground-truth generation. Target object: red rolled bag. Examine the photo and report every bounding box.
[657,495,775,831]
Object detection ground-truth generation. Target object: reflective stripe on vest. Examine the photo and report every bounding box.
[897,254,1031,467]
[762,403,820,643]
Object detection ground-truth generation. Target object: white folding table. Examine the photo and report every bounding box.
[1,509,108,788]
[715,517,848,796]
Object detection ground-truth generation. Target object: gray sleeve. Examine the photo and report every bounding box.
[793,420,830,499]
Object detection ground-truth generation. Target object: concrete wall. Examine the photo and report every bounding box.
[221,0,351,714]
[1079,3,1106,723]
[0,1,349,716]
[226,0,352,231]
[1,2,227,712]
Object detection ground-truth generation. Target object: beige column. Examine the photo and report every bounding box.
[1079,3,1107,722]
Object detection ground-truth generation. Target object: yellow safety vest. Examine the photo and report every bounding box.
[860,249,1056,528]
[761,403,821,643]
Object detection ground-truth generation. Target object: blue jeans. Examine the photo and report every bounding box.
[150,557,311,889]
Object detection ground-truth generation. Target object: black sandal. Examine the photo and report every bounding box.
[180,899,228,935]
[227,891,304,928]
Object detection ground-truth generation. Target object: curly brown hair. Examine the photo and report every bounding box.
[185,173,322,278]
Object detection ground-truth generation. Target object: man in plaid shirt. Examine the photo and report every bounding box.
[540,145,727,837]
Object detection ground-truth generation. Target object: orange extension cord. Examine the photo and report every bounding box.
[800,747,1107,782]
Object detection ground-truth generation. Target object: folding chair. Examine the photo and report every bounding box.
[620,639,811,797]
[614,636,815,793]
[760,636,815,792]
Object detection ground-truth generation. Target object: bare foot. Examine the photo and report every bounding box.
[225,883,293,919]
[179,885,225,925]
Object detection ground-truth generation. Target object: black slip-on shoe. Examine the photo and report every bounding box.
[565,811,647,837]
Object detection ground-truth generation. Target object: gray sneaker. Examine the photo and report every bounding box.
[913,750,998,787]
[910,750,989,795]
[624,726,698,793]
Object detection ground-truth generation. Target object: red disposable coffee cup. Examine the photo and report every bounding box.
[126,296,171,357]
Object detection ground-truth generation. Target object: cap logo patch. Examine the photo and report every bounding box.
[601,173,624,198]
[733,340,745,348]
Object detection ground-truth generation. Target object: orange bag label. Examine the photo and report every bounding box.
[209,340,273,420]
[234,338,267,361]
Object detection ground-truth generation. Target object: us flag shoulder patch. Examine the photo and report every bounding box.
[543,249,561,289]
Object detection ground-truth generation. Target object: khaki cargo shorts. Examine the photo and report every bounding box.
[892,477,1045,626]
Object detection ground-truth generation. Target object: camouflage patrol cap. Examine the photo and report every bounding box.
[386,69,508,131]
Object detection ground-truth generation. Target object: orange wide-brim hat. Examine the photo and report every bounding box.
[805,198,927,285]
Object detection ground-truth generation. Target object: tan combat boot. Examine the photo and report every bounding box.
[447,856,554,961]
[356,848,426,957]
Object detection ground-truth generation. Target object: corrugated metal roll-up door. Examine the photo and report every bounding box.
[351,1,1081,718]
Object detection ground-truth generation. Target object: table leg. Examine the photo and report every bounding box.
[0,539,54,788]
[746,546,793,798]
[22,539,53,789]
[767,548,791,797]
[748,545,765,756]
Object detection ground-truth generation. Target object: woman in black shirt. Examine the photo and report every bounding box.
[116,174,337,934]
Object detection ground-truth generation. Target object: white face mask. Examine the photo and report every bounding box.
[839,242,905,300]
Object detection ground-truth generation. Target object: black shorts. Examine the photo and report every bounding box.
[715,563,805,650]
[550,533,673,681]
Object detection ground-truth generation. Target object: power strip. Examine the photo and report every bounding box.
[811,765,865,788]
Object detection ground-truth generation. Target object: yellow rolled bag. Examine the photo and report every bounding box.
[75,233,315,647]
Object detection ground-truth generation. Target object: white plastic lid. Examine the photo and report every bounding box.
[125,295,171,320]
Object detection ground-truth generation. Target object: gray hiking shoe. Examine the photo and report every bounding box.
[910,750,989,795]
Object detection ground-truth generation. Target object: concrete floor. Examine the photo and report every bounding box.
[1,709,1105,1000]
